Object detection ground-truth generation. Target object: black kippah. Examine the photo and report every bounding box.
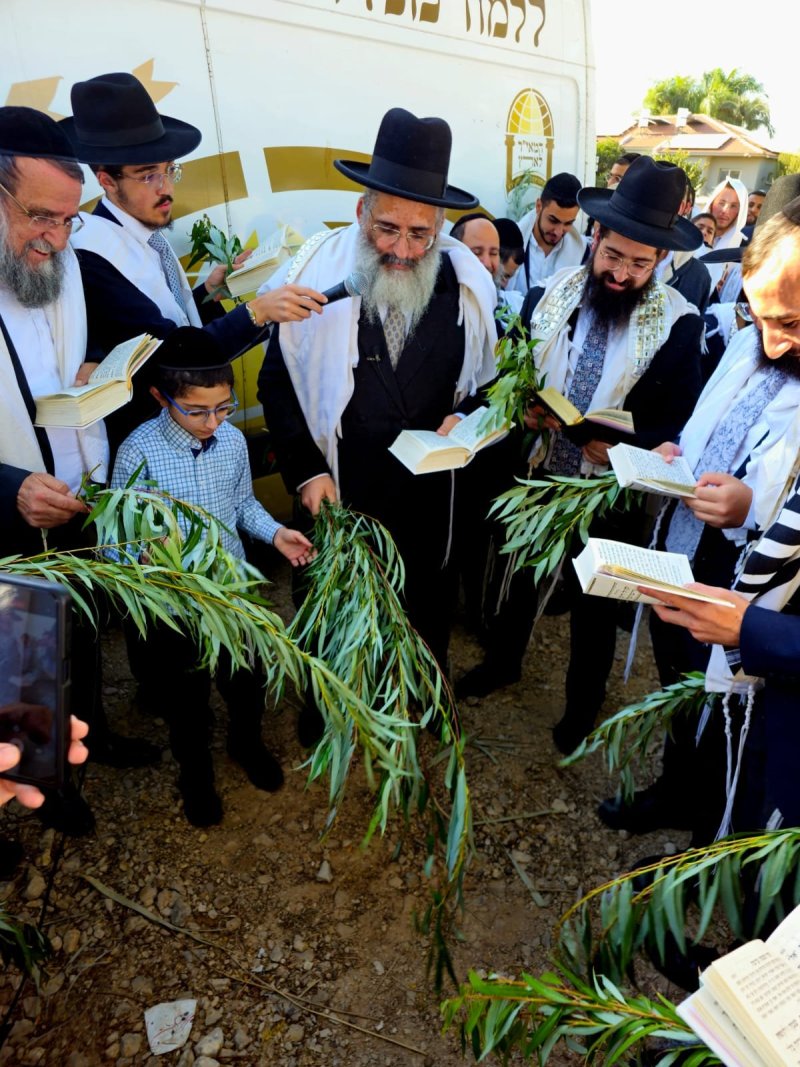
[0,107,78,161]
[155,327,230,371]
[541,172,582,202]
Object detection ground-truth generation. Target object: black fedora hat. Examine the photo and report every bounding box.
[0,106,78,162]
[700,173,800,264]
[578,156,702,252]
[334,108,478,210]
[59,73,201,165]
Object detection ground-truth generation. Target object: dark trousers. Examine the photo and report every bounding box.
[124,621,267,779]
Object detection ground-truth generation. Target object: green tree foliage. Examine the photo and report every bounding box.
[653,150,706,195]
[777,152,800,177]
[644,67,774,137]
[595,137,622,185]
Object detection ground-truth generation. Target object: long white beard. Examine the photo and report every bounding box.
[354,228,441,332]
[0,211,65,308]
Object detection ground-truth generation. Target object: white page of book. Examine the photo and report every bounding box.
[609,444,696,488]
[448,407,492,451]
[678,992,762,1067]
[401,430,462,453]
[89,334,150,383]
[591,539,694,586]
[767,903,800,966]
[706,940,800,1066]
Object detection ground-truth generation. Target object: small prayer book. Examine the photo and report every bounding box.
[388,407,508,474]
[678,903,800,1067]
[572,538,735,607]
[225,225,304,298]
[608,443,697,498]
[534,385,635,444]
[34,334,161,429]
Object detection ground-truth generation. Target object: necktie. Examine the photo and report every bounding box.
[666,367,788,560]
[148,230,189,318]
[549,316,610,475]
[383,306,406,370]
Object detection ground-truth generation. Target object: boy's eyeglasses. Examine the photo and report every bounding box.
[164,389,238,423]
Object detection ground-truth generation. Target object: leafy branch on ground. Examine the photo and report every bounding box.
[560,673,714,801]
[0,909,51,984]
[489,473,629,585]
[292,502,471,989]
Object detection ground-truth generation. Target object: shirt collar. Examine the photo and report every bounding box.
[157,407,217,453]
[101,196,160,247]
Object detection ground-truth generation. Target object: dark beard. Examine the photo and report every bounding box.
[754,327,800,379]
[582,264,654,329]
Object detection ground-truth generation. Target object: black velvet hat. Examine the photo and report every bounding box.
[0,107,78,161]
[60,73,201,165]
[334,108,478,209]
[578,156,702,252]
[154,327,229,372]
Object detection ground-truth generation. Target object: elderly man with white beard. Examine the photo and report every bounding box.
[0,107,158,848]
[258,108,497,736]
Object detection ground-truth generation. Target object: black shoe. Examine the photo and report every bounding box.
[227,741,284,792]
[646,931,719,992]
[91,732,161,769]
[454,662,521,700]
[178,775,223,827]
[597,783,695,834]
[0,839,24,880]
[552,716,594,756]
[37,784,95,837]
[297,703,325,748]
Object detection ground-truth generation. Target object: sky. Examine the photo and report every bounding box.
[590,0,799,152]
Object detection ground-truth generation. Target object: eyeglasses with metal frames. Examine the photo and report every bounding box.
[370,221,436,251]
[0,178,84,234]
[163,389,239,423]
[118,163,183,189]
[597,246,656,280]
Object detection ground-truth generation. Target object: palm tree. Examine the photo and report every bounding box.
[644,67,774,137]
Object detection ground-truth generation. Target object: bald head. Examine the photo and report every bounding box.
[456,216,500,279]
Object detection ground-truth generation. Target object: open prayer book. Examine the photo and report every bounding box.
[572,538,736,607]
[388,407,508,474]
[608,443,697,498]
[678,903,800,1067]
[34,334,161,430]
[225,224,304,298]
[533,385,635,444]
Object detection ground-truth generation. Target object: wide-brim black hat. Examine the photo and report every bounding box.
[578,156,702,253]
[699,174,800,264]
[0,106,79,161]
[334,107,478,210]
[59,73,201,165]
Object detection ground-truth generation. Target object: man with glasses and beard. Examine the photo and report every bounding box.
[258,109,497,738]
[59,73,325,448]
[456,159,705,748]
[0,107,158,852]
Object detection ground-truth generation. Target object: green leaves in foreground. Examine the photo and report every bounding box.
[560,673,714,802]
[0,907,51,984]
[490,474,629,585]
[441,964,706,1066]
[291,503,471,987]
[560,829,800,986]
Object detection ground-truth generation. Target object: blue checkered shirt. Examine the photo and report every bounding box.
[111,409,281,559]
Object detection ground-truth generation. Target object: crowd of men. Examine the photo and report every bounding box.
[2,74,800,953]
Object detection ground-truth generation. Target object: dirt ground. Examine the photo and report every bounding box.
[0,566,691,1067]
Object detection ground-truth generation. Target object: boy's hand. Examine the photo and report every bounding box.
[274,527,317,567]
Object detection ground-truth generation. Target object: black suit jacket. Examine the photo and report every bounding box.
[520,283,704,450]
[76,201,259,357]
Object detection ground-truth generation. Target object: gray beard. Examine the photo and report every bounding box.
[354,228,441,332]
[0,213,65,308]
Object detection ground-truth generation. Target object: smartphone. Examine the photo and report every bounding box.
[0,574,71,790]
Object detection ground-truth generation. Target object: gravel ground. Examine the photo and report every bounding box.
[0,568,690,1066]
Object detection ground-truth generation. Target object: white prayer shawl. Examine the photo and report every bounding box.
[71,198,201,329]
[507,211,587,294]
[0,245,109,482]
[525,265,693,471]
[268,225,499,487]
[678,324,800,537]
[704,302,738,349]
[696,177,749,293]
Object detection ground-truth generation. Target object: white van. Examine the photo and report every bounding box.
[3,0,594,507]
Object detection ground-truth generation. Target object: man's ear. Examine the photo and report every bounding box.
[656,249,669,264]
[95,169,117,196]
[149,386,169,409]
[356,196,366,224]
